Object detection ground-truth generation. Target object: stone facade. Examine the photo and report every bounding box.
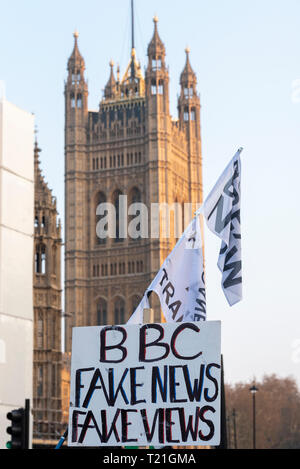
[32,141,63,444]
[64,18,203,353]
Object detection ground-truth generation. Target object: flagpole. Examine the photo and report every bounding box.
[194,204,203,217]
[131,0,135,50]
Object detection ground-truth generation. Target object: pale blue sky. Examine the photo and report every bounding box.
[1,0,300,387]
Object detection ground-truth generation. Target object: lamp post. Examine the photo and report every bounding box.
[249,384,258,449]
[226,415,231,448]
[232,408,237,449]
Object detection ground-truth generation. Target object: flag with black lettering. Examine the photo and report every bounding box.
[203,148,242,306]
[127,215,206,324]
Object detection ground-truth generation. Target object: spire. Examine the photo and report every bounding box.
[147,16,165,58]
[34,126,43,182]
[145,16,169,110]
[118,2,144,98]
[67,30,85,71]
[178,47,200,128]
[119,48,144,98]
[104,60,117,100]
[109,60,116,83]
[101,1,145,101]
[180,47,196,85]
[65,30,88,109]
[34,134,51,198]
[34,130,41,178]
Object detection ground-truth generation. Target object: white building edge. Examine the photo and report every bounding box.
[0,94,34,449]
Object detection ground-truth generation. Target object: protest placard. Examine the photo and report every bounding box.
[68,320,221,447]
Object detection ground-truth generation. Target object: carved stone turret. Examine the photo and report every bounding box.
[33,139,63,444]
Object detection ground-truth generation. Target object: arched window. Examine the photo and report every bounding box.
[72,69,81,84]
[184,106,189,121]
[190,107,196,121]
[152,56,161,70]
[128,187,142,241]
[184,86,193,98]
[70,92,75,108]
[96,298,107,325]
[77,93,82,109]
[52,244,57,275]
[137,260,144,273]
[112,189,124,243]
[95,192,107,245]
[41,247,46,274]
[37,311,43,349]
[37,366,43,397]
[130,187,141,204]
[151,79,157,95]
[174,198,184,238]
[35,244,46,274]
[131,295,141,315]
[158,80,164,95]
[114,297,125,324]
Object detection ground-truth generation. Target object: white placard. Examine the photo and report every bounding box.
[68,321,221,447]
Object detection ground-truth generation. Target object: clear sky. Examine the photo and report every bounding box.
[1,0,300,388]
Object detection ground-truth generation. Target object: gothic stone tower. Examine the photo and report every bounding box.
[64,18,203,353]
[33,141,63,444]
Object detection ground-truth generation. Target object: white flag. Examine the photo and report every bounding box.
[127,215,206,324]
[203,148,242,306]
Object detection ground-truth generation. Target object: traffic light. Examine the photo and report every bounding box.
[6,399,30,449]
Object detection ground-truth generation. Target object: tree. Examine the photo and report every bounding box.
[225,374,300,449]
